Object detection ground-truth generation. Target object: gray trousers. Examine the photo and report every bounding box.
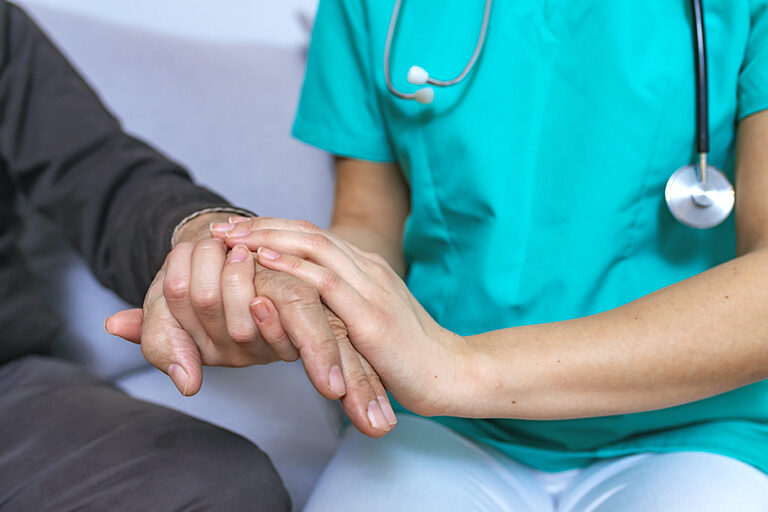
[0,356,290,511]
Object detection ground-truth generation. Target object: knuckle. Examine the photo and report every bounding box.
[263,330,288,346]
[347,369,372,394]
[253,267,298,296]
[325,312,348,338]
[252,268,273,291]
[190,287,221,313]
[163,277,190,302]
[285,283,319,305]
[296,219,319,232]
[228,323,257,344]
[223,270,252,290]
[317,271,341,292]
[286,257,306,277]
[308,233,332,251]
[369,262,391,281]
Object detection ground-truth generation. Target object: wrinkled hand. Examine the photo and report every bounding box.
[214,218,463,417]
[106,221,396,436]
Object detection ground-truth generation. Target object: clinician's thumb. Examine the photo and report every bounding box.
[105,308,144,343]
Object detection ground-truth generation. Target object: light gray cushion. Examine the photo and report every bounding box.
[18,3,334,378]
[15,4,342,510]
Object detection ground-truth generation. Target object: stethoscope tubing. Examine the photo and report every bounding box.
[691,0,709,157]
[384,0,493,99]
[384,0,734,228]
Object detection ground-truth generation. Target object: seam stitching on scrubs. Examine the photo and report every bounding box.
[620,78,675,281]
[417,130,460,322]
[364,0,401,164]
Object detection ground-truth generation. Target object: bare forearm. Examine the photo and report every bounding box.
[330,224,406,277]
[450,247,768,420]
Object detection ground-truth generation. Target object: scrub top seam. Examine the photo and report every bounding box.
[416,129,461,322]
[620,79,676,278]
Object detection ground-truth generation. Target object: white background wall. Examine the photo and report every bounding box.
[16,0,319,45]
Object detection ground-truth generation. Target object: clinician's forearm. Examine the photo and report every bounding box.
[331,158,410,276]
[447,246,768,420]
[330,223,407,277]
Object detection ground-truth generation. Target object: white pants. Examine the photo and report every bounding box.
[304,415,768,511]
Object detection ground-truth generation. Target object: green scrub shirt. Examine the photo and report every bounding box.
[293,0,768,473]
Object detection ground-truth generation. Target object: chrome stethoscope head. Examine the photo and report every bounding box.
[665,0,734,229]
[665,153,735,229]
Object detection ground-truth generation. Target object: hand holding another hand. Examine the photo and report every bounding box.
[214,218,465,418]
[106,214,397,437]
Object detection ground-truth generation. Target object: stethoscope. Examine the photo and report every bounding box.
[384,0,735,229]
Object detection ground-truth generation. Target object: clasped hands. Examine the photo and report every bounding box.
[106,217,462,437]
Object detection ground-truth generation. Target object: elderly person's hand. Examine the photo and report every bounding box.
[106,217,396,436]
[215,218,464,418]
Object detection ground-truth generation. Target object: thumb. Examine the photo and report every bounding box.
[140,295,204,397]
[105,309,144,344]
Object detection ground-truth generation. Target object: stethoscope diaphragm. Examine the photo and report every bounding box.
[665,164,735,229]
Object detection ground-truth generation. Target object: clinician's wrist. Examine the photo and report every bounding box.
[436,332,505,418]
[422,331,478,418]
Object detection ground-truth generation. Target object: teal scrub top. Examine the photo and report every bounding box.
[293,0,768,473]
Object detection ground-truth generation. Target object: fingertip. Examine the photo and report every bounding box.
[329,365,347,397]
[378,395,398,426]
[256,247,280,262]
[167,363,192,396]
[367,399,392,432]
[226,244,249,264]
[210,222,234,236]
[103,316,113,335]
[249,297,270,324]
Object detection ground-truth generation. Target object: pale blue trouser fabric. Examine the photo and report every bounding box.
[304,415,768,512]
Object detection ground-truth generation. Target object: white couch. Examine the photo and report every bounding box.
[15,1,341,510]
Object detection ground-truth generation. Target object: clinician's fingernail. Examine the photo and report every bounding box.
[229,216,251,224]
[257,247,280,261]
[225,224,251,238]
[227,245,248,263]
[210,222,234,234]
[378,395,398,425]
[250,298,270,323]
[367,400,391,431]
[329,365,346,397]
[167,364,189,396]
[103,316,113,335]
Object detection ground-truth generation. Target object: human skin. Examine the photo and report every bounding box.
[106,211,396,436]
[214,110,768,420]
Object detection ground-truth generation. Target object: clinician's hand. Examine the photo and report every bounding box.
[106,218,396,436]
[215,218,464,417]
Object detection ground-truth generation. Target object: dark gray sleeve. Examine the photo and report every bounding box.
[0,2,233,305]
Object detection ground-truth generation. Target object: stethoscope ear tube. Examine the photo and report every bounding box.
[384,0,493,103]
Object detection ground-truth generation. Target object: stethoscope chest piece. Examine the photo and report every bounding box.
[665,164,734,229]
